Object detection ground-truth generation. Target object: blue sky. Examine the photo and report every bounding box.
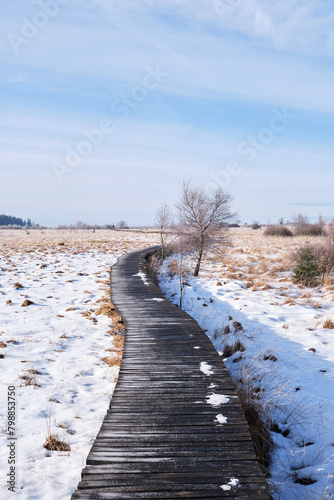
[1,0,334,226]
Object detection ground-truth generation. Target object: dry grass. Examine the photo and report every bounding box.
[21,299,34,307]
[0,228,159,254]
[238,390,273,471]
[323,319,334,329]
[44,435,71,452]
[222,340,245,358]
[102,353,122,367]
[168,258,179,276]
[109,333,124,350]
[284,299,296,306]
[218,227,329,288]
[20,374,39,386]
[95,303,116,318]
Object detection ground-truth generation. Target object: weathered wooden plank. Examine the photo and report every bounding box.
[80,460,266,475]
[72,491,269,500]
[77,480,268,492]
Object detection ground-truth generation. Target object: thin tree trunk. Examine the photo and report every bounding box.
[194,244,203,277]
[160,231,164,261]
[179,248,183,309]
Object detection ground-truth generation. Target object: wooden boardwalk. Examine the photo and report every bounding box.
[72,248,269,499]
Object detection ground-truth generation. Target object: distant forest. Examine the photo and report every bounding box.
[0,214,35,227]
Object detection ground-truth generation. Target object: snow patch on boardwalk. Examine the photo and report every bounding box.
[207,393,230,406]
[133,271,150,285]
[200,361,214,376]
[215,414,228,424]
[221,478,240,490]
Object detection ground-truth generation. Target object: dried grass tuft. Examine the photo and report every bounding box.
[20,374,39,386]
[95,304,115,317]
[102,353,122,367]
[44,435,71,452]
[222,340,245,358]
[21,299,34,307]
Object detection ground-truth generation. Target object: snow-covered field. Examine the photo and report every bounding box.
[0,229,158,500]
[3,226,334,499]
[159,227,334,499]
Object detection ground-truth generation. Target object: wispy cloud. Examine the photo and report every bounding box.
[95,0,334,56]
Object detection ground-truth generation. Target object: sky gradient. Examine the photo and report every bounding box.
[1,0,334,226]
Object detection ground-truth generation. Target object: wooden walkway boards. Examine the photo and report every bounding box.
[71,248,270,499]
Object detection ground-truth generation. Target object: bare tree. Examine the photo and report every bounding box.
[172,227,192,309]
[155,204,172,261]
[117,220,129,229]
[176,180,236,277]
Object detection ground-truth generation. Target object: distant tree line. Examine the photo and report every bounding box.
[0,214,40,228]
[56,221,129,230]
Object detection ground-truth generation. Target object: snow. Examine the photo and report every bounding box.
[220,477,240,490]
[0,229,158,500]
[133,271,150,285]
[215,414,228,424]
[199,361,214,376]
[206,394,230,407]
[158,229,334,499]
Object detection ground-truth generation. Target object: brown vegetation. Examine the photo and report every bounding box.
[44,435,71,452]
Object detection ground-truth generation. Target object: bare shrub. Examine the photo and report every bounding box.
[251,221,261,230]
[264,225,293,237]
[296,224,326,236]
[293,214,326,237]
[314,234,334,278]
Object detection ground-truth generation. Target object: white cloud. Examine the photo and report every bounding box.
[94,0,334,56]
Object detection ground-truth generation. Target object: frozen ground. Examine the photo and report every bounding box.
[159,227,334,499]
[0,229,158,500]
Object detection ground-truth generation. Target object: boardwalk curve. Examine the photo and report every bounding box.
[72,248,269,499]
